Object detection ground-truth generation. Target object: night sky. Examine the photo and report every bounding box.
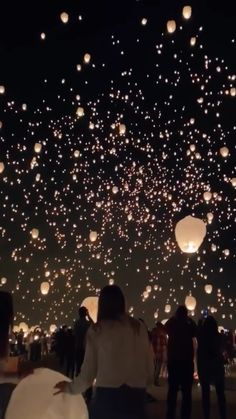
[0,0,236,330]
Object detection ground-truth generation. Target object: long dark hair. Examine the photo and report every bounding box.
[0,291,14,358]
[97,285,125,322]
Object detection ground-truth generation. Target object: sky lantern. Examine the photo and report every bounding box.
[49,324,57,334]
[185,295,196,311]
[231,178,236,187]
[84,53,91,64]
[40,281,50,295]
[190,37,196,46]
[165,304,171,313]
[89,231,98,242]
[31,228,39,239]
[76,107,85,118]
[81,296,98,323]
[223,249,230,257]
[182,6,192,19]
[119,123,126,135]
[74,150,80,158]
[19,322,29,333]
[175,215,206,253]
[207,212,214,223]
[0,85,5,94]
[60,12,69,23]
[167,20,176,34]
[205,284,213,294]
[34,143,42,153]
[220,146,229,157]
[0,162,5,174]
[203,191,212,202]
[1,277,7,285]
[230,87,236,97]
[112,186,119,194]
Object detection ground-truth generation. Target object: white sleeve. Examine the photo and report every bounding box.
[67,327,97,395]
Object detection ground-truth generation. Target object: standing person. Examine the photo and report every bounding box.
[74,307,92,377]
[151,322,167,386]
[55,285,154,419]
[165,305,197,419]
[197,316,227,419]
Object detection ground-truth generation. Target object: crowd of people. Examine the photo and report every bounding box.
[1,287,236,419]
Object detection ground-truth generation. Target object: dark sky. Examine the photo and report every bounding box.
[0,0,236,329]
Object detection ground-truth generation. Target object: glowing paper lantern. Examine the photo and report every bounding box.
[230,87,236,97]
[167,20,176,34]
[231,178,236,187]
[89,231,98,242]
[50,324,57,334]
[0,162,5,173]
[141,18,148,26]
[74,150,80,158]
[5,369,88,419]
[40,282,50,295]
[34,143,42,154]
[119,124,126,135]
[0,85,5,94]
[165,304,171,313]
[19,322,29,333]
[207,212,214,223]
[81,296,98,323]
[190,37,196,46]
[220,147,229,157]
[112,186,119,194]
[84,53,91,64]
[185,295,196,311]
[175,216,206,253]
[76,107,85,117]
[203,191,212,202]
[31,228,39,239]
[205,284,213,294]
[223,249,230,256]
[1,277,7,285]
[182,5,192,19]
[60,12,69,23]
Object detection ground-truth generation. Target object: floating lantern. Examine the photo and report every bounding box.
[84,53,91,64]
[40,281,50,295]
[31,228,39,239]
[190,37,196,46]
[165,304,171,313]
[81,296,98,323]
[223,249,230,256]
[89,231,98,242]
[230,87,236,97]
[141,18,148,26]
[220,147,229,157]
[182,5,192,19]
[49,324,57,334]
[19,322,29,333]
[60,12,69,23]
[112,186,119,194]
[207,212,214,223]
[74,150,80,158]
[167,20,176,34]
[175,215,206,253]
[203,191,212,202]
[119,124,126,135]
[1,277,7,285]
[34,143,42,154]
[205,284,213,294]
[76,107,84,117]
[0,85,5,94]
[185,295,196,311]
[231,178,236,187]
[0,162,5,174]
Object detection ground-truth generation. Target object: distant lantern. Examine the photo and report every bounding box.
[175,215,206,254]
[76,107,85,117]
[49,324,57,334]
[205,284,213,294]
[190,37,196,46]
[230,87,236,97]
[190,144,196,152]
[185,295,196,311]
[223,249,230,257]
[81,296,98,323]
[182,5,192,19]
[0,85,5,94]
[141,18,148,26]
[207,212,214,223]
[165,304,171,313]
[19,322,29,333]
[1,277,7,285]
[74,150,80,158]
[34,143,42,154]
[231,178,236,187]
[31,228,39,239]
[119,124,126,135]
[0,162,5,174]
[89,231,98,242]
[60,12,69,23]
[84,53,91,64]
[220,147,229,157]
[40,281,50,295]
[0,121,2,129]
[112,186,119,194]
[167,20,176,34]
[203,191,212,202]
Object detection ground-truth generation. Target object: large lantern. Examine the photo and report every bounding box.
[60,12,69,23]
[119,124,126,135]
[185,295,196,311]
[76,107,84,118]
[165,304,171,313]
[40,282,50,295]
[49,324,57,334]
[175,215,206,253]
[81,296,98,323]
[19,322,29,333]
[89,231,98,242]
[84,53,91,64]
[1,277,7,285]
[34,143,42,154]
[231,178,236,187]
[205,284,213,294]
[182,6,192,19]
[0,85,5,94]
[220,147,229,157]
[0,162,5,174]
[167,20,176,34]
[203,191,212,202]
[31,228,39,239]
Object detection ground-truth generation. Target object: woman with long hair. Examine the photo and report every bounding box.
[55,285,154,419]
[197,315,227,419]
